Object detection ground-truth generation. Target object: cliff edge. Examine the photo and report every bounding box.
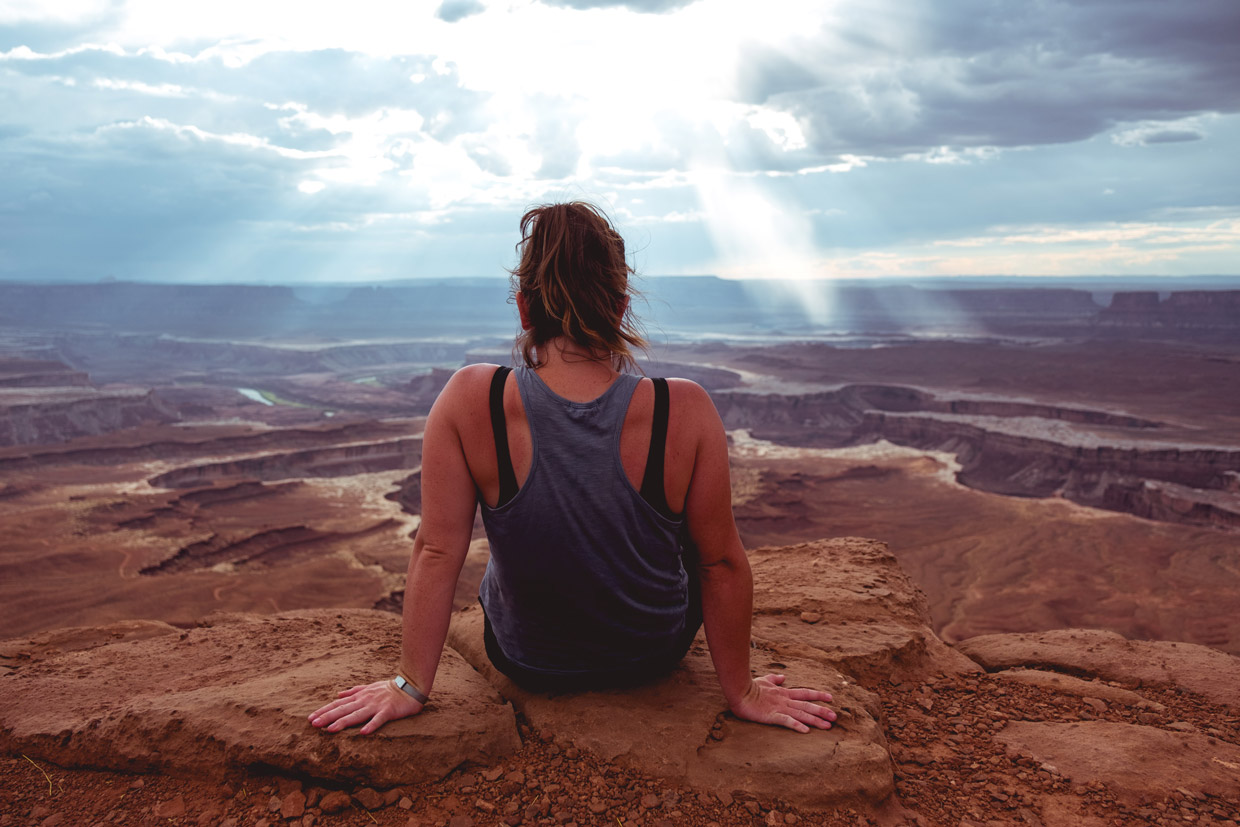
[2,537,1239,827]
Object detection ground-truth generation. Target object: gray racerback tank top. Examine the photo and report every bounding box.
[478,365,688,677]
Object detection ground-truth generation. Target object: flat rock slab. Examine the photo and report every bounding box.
[0,619,182,676]
[993,668,1164,711]
[956,628,1240,711]
[0,610,519,786]
[750,538,980,685]
[448,606,893,810]
[997,721,1240,805]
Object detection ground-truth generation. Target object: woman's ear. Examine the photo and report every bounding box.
[516,290,533,330]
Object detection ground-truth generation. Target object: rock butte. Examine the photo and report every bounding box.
[4,536,1240,822]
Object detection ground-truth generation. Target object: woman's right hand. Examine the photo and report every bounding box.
[729,674,837,733]
[309,680,424,735]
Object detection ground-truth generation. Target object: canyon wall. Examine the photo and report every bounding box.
[715,385,1240,531]
[0,388,178,447]
[1097,290,1240,339]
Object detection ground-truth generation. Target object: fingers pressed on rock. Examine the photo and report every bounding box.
[803,713,833,729]
[312,709,345,728]
[360,711,388,735]
[787,688,833,703]
[326,702,369,726]
[790,699,829,717]
[780,713,809,733]
[327,699,362,718]
[310,698,351,721]
[327,708,371,731]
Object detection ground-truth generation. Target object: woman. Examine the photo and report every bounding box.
[310,202,836,734]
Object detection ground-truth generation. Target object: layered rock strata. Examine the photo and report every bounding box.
[714,384,1240,531]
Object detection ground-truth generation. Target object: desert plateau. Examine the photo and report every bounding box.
[2,279,1240,827]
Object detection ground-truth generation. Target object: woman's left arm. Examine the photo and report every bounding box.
[309,372,480,735]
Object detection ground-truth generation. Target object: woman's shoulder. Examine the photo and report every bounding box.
[432,362,506,410]
[661,377,723,436]
[663,377,715,410]
[450,361,508,387]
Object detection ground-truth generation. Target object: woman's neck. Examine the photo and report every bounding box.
[531,337,620,401]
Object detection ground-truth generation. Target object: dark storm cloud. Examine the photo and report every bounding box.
[1140,130,1204,145]
[537,0,696,13]
[733,45,819,105]
[749,0,1240,158]
[436,0,486,23]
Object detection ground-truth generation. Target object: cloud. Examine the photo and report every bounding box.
[1141,130,1205,145]
[821,216,1240,279]
[1112,119,1209,147]
[750,0,1240,158]
[436,0,486,23]
[732,44,820,105]
[536,0,697,12]
[0,1,124,52]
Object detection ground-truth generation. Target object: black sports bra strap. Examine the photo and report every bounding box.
[489,366,519,507]
[640,377,672,517]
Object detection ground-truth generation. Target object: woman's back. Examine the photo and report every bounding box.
[458,360,700,516]
[478,365,689,680]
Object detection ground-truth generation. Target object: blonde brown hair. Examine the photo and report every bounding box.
[510,201,646,371]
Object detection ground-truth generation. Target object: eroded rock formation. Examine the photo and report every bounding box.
[0,537,962,812]
[2,538,1240,825]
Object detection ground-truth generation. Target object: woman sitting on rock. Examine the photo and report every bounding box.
[310,201,836,734]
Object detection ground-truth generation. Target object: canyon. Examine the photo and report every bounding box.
[2,280,1239,825]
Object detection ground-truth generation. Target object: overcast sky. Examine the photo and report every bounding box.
[2,0,1238,283]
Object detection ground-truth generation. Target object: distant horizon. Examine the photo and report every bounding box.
[4,274,1240,290]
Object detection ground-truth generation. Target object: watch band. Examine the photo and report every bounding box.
[393,675,429,704]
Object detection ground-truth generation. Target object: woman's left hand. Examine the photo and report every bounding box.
[309,680,424,735]
[729,674,836,733]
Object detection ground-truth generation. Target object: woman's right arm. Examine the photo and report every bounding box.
[677,381,837,733]
[309,368,481,734]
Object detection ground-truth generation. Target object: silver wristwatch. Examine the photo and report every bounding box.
[393,675,429,704]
